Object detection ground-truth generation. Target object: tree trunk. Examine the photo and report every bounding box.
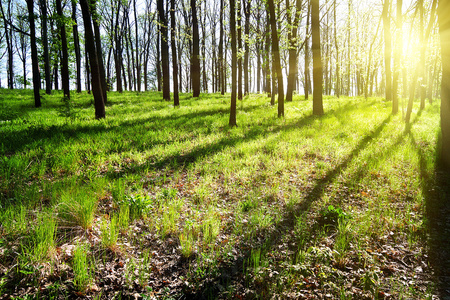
[79,0,106,119]
[333,0,340,97]
[192,0,201,97]
[157,20,162,92]
[237,0,243,100]
[219,0,225,95]
[267,0,284,117]
[171,0,179,106]
[382,0,392,102]
[56,0,70,100]
[243,0,251,95]
[311,0,323,115]
[229,0,237,126]
[92,3,108,102]
[27,0,41,107]
[305,0,310,100]
[158,0,171,101]
[38,0,51,94]
[286,0,302,102]
[72,0,82,93]
[438,0,450,168]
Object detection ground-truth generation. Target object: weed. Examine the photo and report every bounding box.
[101,214,119,250]
[72,243,93,293]
[57,190,98,230]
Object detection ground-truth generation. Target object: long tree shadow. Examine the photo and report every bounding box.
[184,114,393,299]
[409,127,450,298]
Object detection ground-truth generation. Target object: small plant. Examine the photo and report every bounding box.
[161,188,177,199]
[72,243,93,294]
[202,210,221,245]
[179,230,195,258]
[57,191,98,230]
[101,214,119,250]
[118,204,130,230]
[318,205,350,228]
[32,212,57,261]
[122,193,153,220]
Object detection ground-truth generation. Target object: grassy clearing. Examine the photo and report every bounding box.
[0,89,444,299]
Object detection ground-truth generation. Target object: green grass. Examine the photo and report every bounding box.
[0,89,443,299]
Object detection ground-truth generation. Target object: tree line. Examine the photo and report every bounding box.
[1,0,450,168]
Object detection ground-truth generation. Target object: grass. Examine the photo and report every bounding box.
[0,89,444,299]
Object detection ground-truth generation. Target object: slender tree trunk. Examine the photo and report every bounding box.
[265,11,271,97]
[267,0,284,117]
[79,0,106,119]
[305,0,310,99]
[133,0,141,92]
[230,0,237,126]
[243,0,251,95]
[157,20,162,92]
[158,0,171,101]
[286,0,303,102]
[171,0,179,106]
[311,0,323,115]
[92,5,108,102]
[219,0,225,95]
[72,0,82,93]
[192,0,201,97]
[56,0,70,100]
[27,0,41,107]
[382,0,392,102]
[392,0,402,113]
[347,0,351,95]
[333,0,340,97]
[38,0,51,94]
[237,0,243,99]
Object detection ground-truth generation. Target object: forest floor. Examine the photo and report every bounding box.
[0,90,448,299]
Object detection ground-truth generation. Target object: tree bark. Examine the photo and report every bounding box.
[267,0,284,117]
[286,0,302,102]
[392,0,402,114]
[311,0,323,115]
[304,0,310,100]
[243,0,251,95]
[79,0,106,119]
[382,0,392,102]
[157,0,171,101]
[56,0,70,100]
[171,0,179,106]
[72,0,82,93]
[438,0,450,168]
[192,0,201,97]
[219,0,225,95]
[26,0,41,107]
[230,0,237,126]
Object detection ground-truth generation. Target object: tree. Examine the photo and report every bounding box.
[243,0,251,95]
[157,0,170,101]
[311,0,323,115]
[79,0,106,119]
[72,0,82,93]
[438,0,450,168]
[39,0,51,94]
[56,0,70,101]
[392,0,402,114]
[267,0,284,117]
[171,0,179,106]
[218,0,225,95]
[230,0,237,127]
[286,0,303,102]
[26,0,41,107]
[382,0,392,102]
[192,0,201,97]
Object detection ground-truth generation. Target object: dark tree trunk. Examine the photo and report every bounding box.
[133,0,141,92]
[218,0,224,95]
[237,0,242,100]
[311,0,323,115]
[286,0,302,102]
[267,0,284,117]
[27,0,41,107]
[191,0,201,97]
[438,0,450,168]
[171,0,179,106]
[56,0,70,100]
[79,0,106,119]
[158,0,171,101]
[333,0,340,98]
[157,20,162,92]
[265,11,271,97]
[229,0,237,127]
[92,4,108,102]
[72,0,82,93]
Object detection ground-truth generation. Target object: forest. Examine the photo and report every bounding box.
[1,0,450,298]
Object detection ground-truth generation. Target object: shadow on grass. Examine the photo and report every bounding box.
[409,125,450,298]
[185,114,393,299]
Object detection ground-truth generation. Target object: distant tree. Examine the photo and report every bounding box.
[286,0,303,102]
[230,0,237,127]
[191,0,201,97]
[218,0,225,94]
[382,0,392,102]
[392,0,402,114]
[243,0,251,95]
[438,0,450,168]
[311,0,323,115]
[267,0,284,117]
[171,0,179,106]
[56,0,70,101]
[26,0,41,107]
[157,0,170,101]
[71,0,82,93]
